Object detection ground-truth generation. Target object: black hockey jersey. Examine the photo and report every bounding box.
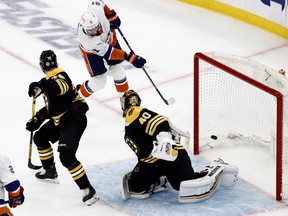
[41,67,87,126]
[124,106,171,163]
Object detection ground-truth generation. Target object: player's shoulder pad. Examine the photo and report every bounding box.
[46,68,65,79]
[125,106,143,124]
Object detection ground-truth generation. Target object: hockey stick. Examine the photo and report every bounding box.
[117,28,175,105]
[28,97,42,170]
[0,200,9,204]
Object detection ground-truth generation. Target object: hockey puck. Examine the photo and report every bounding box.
[210,135,218,140]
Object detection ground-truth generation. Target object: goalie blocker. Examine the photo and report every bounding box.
[120,159,239,203]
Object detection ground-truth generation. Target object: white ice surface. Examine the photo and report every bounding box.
[1,0,288,215]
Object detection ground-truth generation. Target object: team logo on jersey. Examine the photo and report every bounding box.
[125,136,139,155]
[127,107,135,116]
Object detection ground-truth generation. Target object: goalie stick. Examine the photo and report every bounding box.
[28,97,42,170]
[117,28,175,105]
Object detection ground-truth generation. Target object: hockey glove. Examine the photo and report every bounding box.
[28,78,48,97]
[28,81,42,97]
[125,51,146,68]
[8,186,25,208]
[107,10,121,29]
[76,84,81,91]
[26,107,48,131]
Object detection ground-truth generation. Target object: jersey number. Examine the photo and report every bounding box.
[139,112,151,125]
[9,165,15,174]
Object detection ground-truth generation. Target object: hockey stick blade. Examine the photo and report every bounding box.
[28,160,42,170]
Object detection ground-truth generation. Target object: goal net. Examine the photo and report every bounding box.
[193,52,288,201]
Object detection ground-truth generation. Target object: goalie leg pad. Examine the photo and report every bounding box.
[120,172,168,200]
[120,171,133,200]
[211,158,239,187]
[221,164,239,187]
[120,171,150,200]
[178,165,224,203]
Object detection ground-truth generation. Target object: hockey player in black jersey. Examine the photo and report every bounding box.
[120,90,239,203]
[25,50,98,206]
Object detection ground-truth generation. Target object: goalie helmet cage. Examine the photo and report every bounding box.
[193,52,288,201]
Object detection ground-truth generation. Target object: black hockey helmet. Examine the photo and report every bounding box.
[39,50,58,71]
[120,90,141,117]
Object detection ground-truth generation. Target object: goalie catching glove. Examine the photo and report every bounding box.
[152,132,181,161]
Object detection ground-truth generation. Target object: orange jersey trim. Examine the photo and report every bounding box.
[78,44,94,55]
[8,187,21,198]
[110,48,126,61]
[111,29,117,47]
[103,5,112,16]
[80,83,92,98]
[78,45,94,77]
[0,206,13,215]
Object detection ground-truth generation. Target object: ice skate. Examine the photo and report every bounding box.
[82,185,99,206]
[152,176,168,193]
[35,164,59,184]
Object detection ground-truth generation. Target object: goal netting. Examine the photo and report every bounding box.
[193,52,288,201]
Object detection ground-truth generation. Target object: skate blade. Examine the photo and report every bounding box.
[130,193,151,199]
[85,195,99,206]
[153,185,167,193]
[36,177,60,184]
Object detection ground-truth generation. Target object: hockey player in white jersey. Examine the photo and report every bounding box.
[77,0,146,98]
[0,153,25,215]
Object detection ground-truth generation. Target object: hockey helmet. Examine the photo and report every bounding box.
[120,90,141,117]
[39,50,58,71]
[80,11,102,36]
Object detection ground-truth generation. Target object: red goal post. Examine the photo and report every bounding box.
[193,52,288,201]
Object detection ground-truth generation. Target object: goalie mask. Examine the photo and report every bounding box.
[120,90,141,117]
[39,50,58,72]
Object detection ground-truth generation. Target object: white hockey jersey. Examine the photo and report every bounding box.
[77,0,114,57]
[0,153,19,204]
